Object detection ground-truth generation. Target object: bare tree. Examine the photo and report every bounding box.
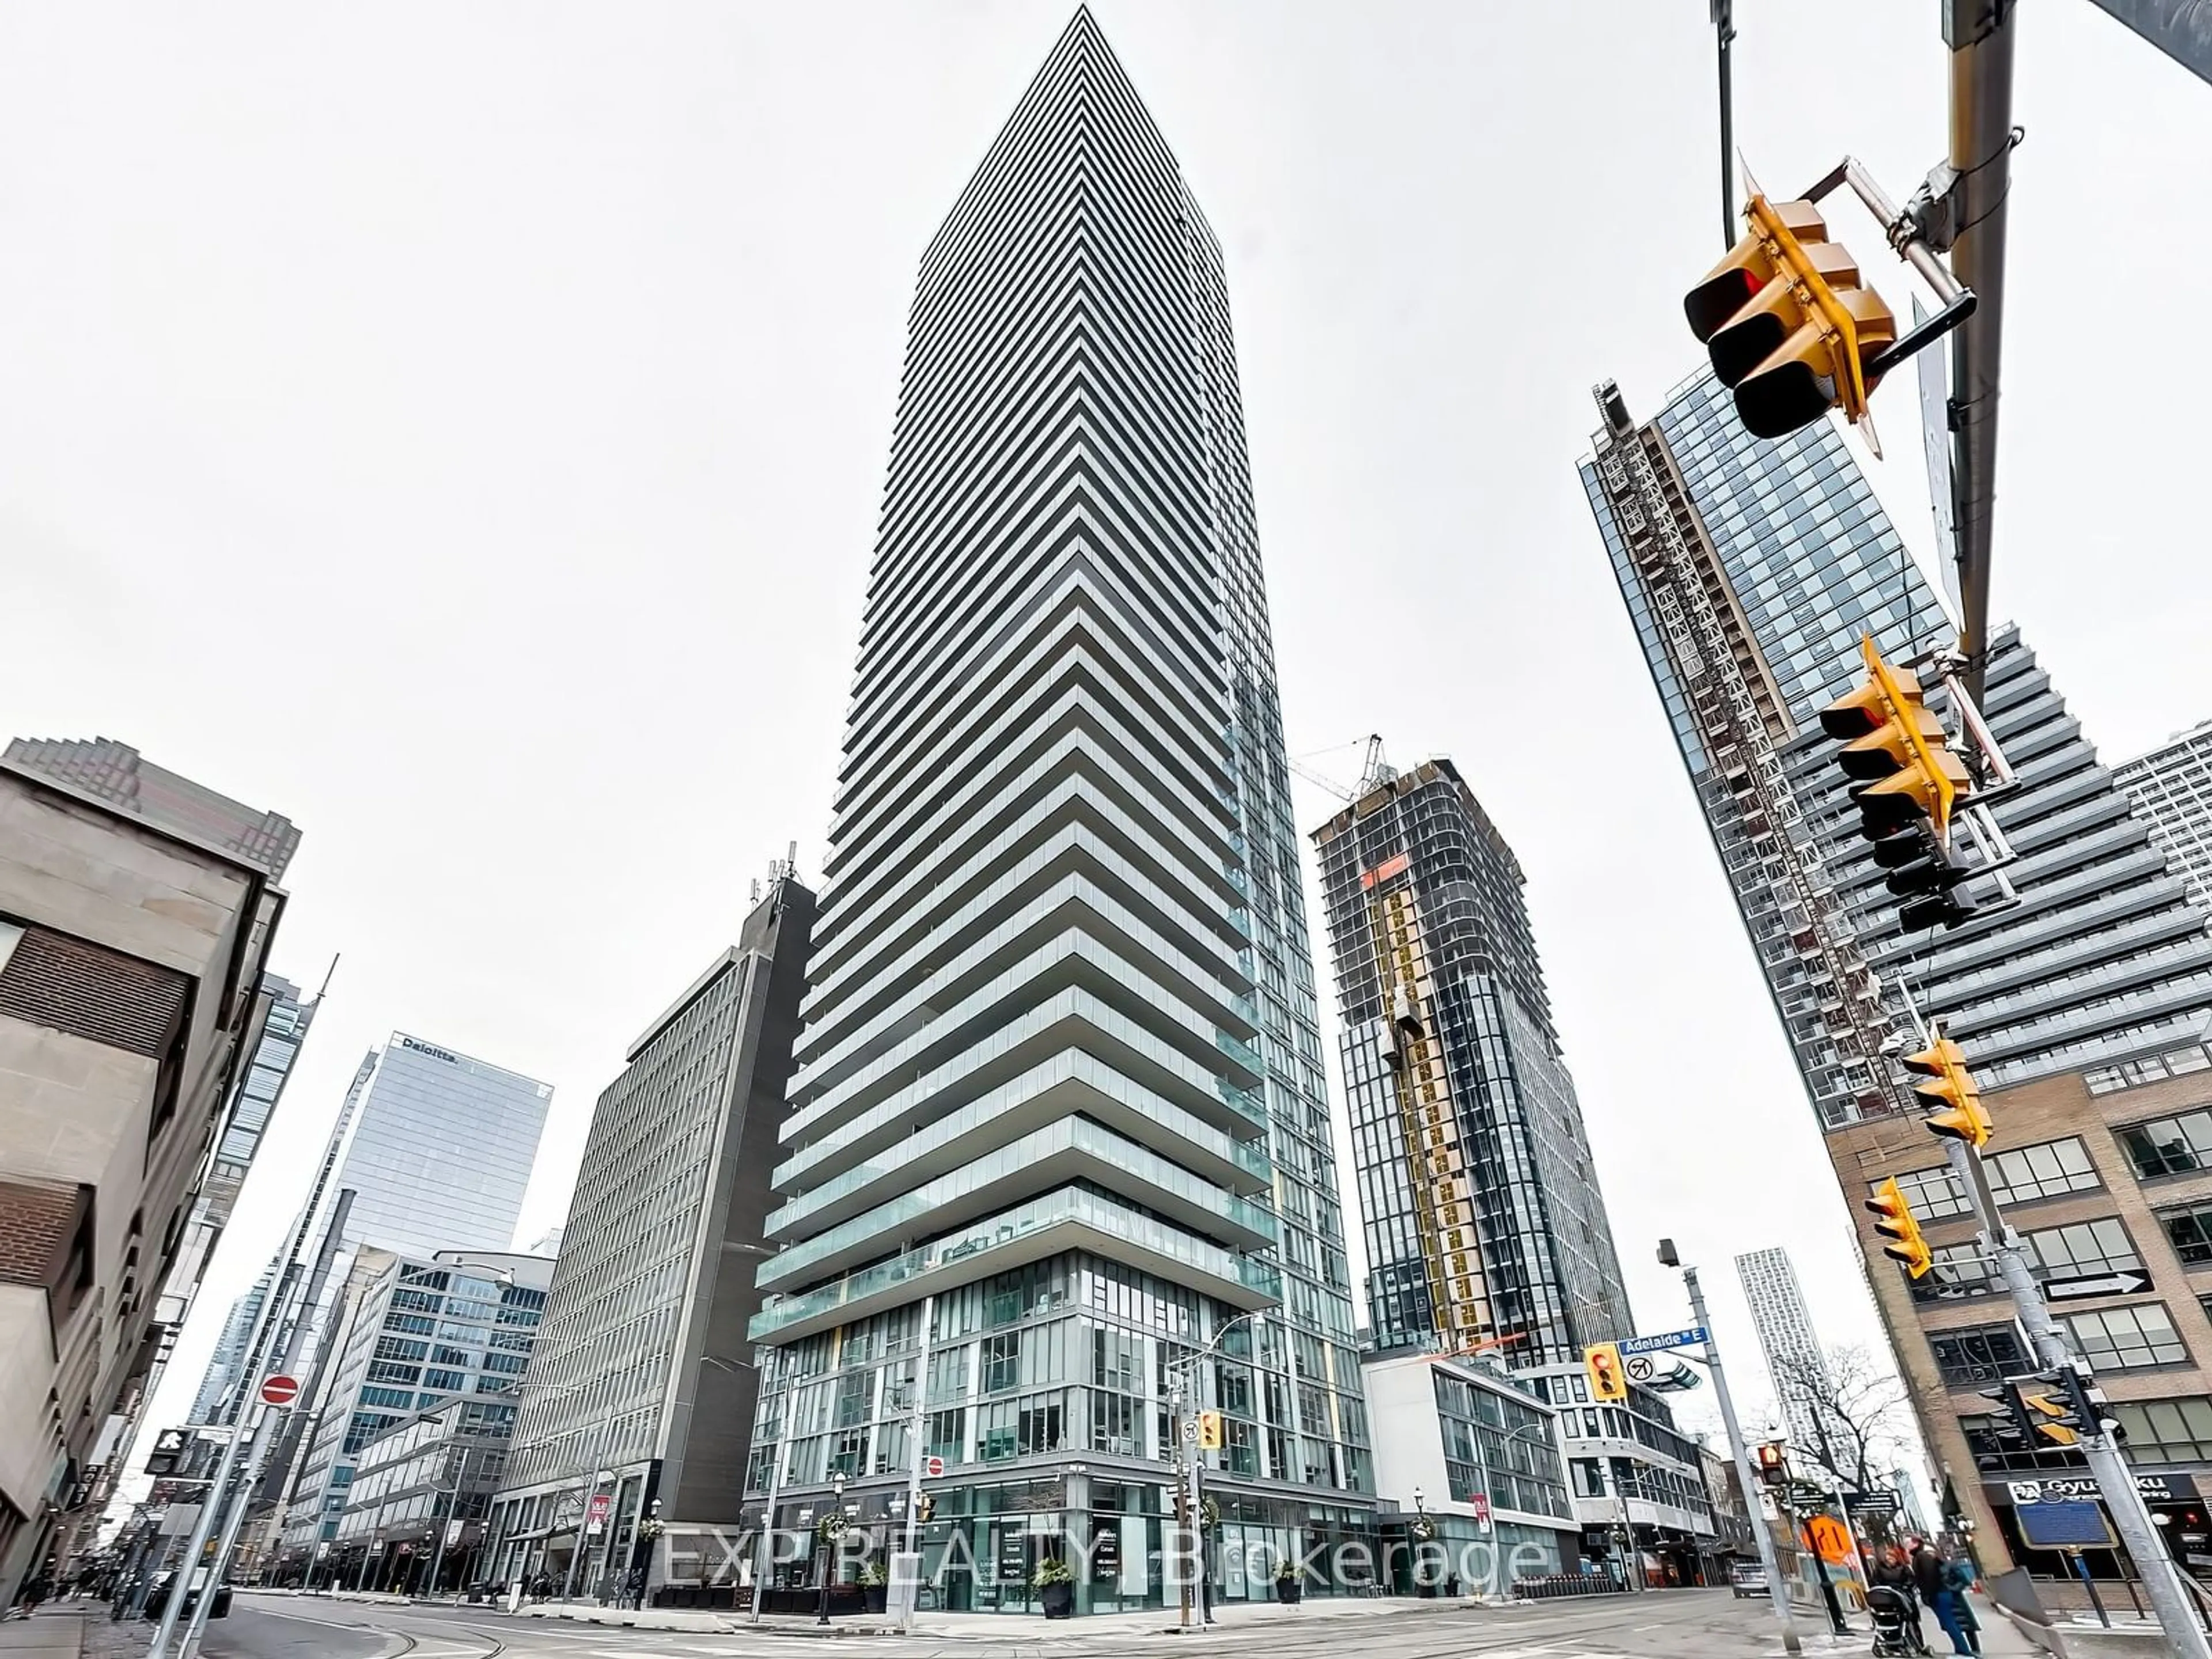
[1765,1342,1914,1498]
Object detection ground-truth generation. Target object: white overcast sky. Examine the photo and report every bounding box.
[4,2,2208,1464]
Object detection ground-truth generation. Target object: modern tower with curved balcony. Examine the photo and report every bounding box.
[743,9,1373,1615]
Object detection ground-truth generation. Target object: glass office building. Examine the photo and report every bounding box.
[1581,372,2212,1121]
[327,1032,552,1262]
[1313,757,1631,1364]
[744,10,1371,1615]
[277,1249,550,1569]
[195,974,317,1236]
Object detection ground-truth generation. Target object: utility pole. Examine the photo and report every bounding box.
[1949,1141,2212,1659]
[1666,1244,1801,1656]
[1711,0,1737,246]
[1169,1374,1193,1631]
[149,1238,324,1656]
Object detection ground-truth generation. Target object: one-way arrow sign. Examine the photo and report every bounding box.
[2043,1270,2152,1302]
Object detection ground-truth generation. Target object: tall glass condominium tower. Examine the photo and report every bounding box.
[748,11,1372,1609]
[1580,373,2212,1122]
[1313,756,1631,1365]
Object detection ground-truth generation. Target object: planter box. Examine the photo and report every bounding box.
[1275,1580,1302,1604]
[1040,1581,1075,1619]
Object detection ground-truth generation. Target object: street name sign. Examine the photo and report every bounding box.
[1619,1327,1708,1357]
[2043,1270,2152,1301]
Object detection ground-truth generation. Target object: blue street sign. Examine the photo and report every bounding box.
[1619,1327,1709,1357]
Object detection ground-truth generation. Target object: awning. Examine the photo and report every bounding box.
[502,1526,578,1544]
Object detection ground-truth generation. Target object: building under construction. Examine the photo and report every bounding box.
[1312,750,1633,1366]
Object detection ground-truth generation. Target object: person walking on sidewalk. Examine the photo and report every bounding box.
[1933,1554,1981,1657]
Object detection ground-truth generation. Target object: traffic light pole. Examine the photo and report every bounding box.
[1948,1141,2212,1659]
[1680,1263,1801,1656]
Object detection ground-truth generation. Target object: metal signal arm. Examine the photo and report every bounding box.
[1797,156,1978,381]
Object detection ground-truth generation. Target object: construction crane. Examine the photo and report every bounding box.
[1287,734,1389,803]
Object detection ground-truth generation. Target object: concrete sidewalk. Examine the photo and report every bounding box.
[0,1609,148,1659]
[516,1592,1477,1641]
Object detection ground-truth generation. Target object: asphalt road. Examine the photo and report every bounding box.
[199,1588,1814,1659]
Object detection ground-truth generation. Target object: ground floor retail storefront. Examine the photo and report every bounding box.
[1979,1470,2212,1588]
[660,1474,1380,1617]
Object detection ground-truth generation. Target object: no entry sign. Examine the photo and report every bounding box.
[259,1374,301,1407]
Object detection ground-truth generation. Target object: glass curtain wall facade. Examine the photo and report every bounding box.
[1581,374,2212,1562]
[1313,757,1631,1363]
[329,1035,552,1262]
[745,10,1370,1615]
[277,1249,549,1570]
[188,1270,274,1424]
[198,974,316,1232]
[1580,373,2212,1118]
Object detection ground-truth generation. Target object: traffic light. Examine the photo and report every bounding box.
[1819,638,1974,843]
[1584,1342,1627,1403]
[1872,823,1982,932]
[2018,1384,2082,1448]
[1684,194,1897,439]
[2054,1365,2120,1443]
[1755,1442,1789,1486]
[1864,1178,1933,1279]
[1904,1035,1993,1152]
[916,1494,935,1524]
[1976,1383,2034,1452]
[1196,1411,1223,1451]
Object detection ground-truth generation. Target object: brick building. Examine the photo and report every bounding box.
[1836,1039,2212,1574]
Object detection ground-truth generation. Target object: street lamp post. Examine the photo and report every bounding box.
[816,1472,847,1626]
[749,1434,788,1625]
[423,1443,475,1600]
[1165,1308,1264,1630]
[1410,1485,1433,1594]
[1659,1241,1800,1656]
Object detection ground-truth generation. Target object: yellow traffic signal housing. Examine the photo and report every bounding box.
[2020,1388,2082,1447]
[1865,1177,1934,1279]
[1196,1410,1224,1451]
[1685,195,1897,440]
[1819,637,1974,841]
[1905,1035,1993,1151]
[1584,1342,1627,1403]
[1755,1442,1789,1484]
